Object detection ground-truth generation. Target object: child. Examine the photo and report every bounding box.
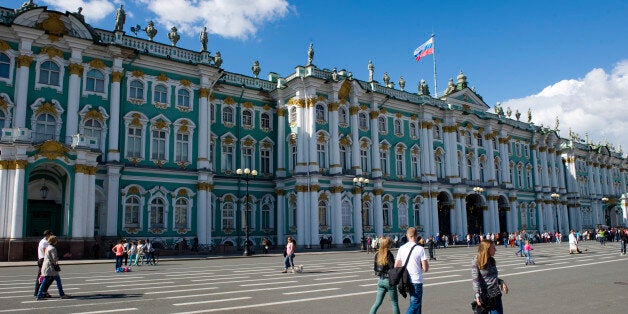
[524,240,535,265]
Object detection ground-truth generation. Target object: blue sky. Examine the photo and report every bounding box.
[5,0,628,153]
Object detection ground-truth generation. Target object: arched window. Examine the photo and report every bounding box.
[411,151,420,178]
[177,89,190,108]
[83,119,102,144]
[495,159,501,183]
[222,202,235,229]
[222,106,234,124]
[467,159,473,179]
[465,131,472,147]
[149,198,165,228]
[413,203,421,227]
[318,200,328,227]
[316,104,326,122]
[394,119,402,135]
[433,125,441,139]
[359,112,368,129]
[317,140,327,169]
[338,107,348,125]
[289,198,297,228]
[129,80,144,100]
[124,196,140,226]
[398,203,408,227]
[242,109,253,128]
[382,202,391,226]
[260,112,270,129]
[154,84,168,103]
[222,140,235,172]
[435,155,443,178]
[378,116,387,133]
[0,53,9,78]
[38,61,60,86]
[261,203,271,229]
[409,122,417,138]
[86,69,105,93]
[35,113,56,141]
[342,200,352,227]
[174,198,188,228]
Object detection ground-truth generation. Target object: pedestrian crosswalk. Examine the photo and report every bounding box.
[0,242,625,313]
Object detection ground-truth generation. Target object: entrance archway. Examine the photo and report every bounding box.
[498,196,509,234]
[26,163,69,237]
[437,192,452,236]
[466,194,484,235]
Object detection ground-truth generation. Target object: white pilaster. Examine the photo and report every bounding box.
[370,110,381,178]
[329,104,341,174]
[197,89,209,169]
[276,104,286,177]
[12,56,31,128]
[65,65,81,144]
[353,190,363,245]
[72,171,86,237]
[107,67,122,162]
[349,106,361,175]
[276,187,285,244]
[330,178,343,245]
[374,181,383,236]
[197,184,208,245]
[105,165,121,236]
[10,166,25,238]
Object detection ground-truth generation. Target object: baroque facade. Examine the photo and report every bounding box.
[0,4,626,260]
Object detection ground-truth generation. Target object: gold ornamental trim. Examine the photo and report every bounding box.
[329,186,344,193]
[88,59,106,69]
[369,111,379,119]
[310,185,320,192]
[295,185,308,192]
[41,46,64,59]
[16,55,33,67]
[153,120,168,129]
[198,88,210,98]
[223,97,235,105]
[68,63,83,76]
[84,109,104,122]
[539,146,547,152]
[0,40,10,52]
[180,79,191,87]
[373,189,384,196]
[508,196,517,202]
[275,189,286,196]
[132,70,144,78]
[530,144,538,150]
[0,97,7,111]
[157,73,168,82]
[39,13,66,38]
[243,138,254,147]
[328,102,339,111]
[75,164,97,175]
[243,101,254,108]
[34,140,69,162]
[349,106,360,115]
[454,193,466,199]
[277,108,286,116]
[36,102,59,118]
[111,71,123,82]
[0,160,28,169]
[352,187,362,194]
[548,147,555,154]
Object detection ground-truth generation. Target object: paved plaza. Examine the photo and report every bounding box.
[0,241,626,313]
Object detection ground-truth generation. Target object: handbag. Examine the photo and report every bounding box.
[53,263,61,272]
[471,265,500,313]
[388,244,417,298]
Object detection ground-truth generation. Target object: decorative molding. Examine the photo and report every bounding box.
[111,71,123,82]
[198,88,210,98]
[88,59,106,69]
[16,55,33,67]
[34,140,69,162]
[68,63,83,76]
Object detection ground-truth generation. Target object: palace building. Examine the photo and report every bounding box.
[0,3,626,260]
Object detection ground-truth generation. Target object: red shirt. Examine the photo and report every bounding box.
[113,244,124,256]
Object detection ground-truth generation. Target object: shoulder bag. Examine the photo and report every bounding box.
[388,244,417,286]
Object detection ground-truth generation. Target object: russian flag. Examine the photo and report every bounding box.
[413,37,434,62]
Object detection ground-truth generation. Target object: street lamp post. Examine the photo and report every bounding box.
[551,193,560,233]
[353,176,370,251]
[236,168,257,256]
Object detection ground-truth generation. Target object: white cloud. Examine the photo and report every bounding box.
[40,0,116,22]
[502,60,628,156]
[135,0,291,39]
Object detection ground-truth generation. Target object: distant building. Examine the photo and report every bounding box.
[0,3,626,260]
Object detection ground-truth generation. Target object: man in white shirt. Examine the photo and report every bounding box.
[395,227,429,314]
[34,230,52,297]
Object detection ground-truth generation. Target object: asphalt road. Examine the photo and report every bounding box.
[0,241,626,313]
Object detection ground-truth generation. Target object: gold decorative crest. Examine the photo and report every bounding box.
[0,40,10,52]
[111,71,123,82]
[84,109,104,122]
[68,63,83,76]
[157,73,168,81]
[36,102,59,117]
[132,70,144,77]
[223,97,235,105]
[39,13,66,39]
[153,120,167,129]
[41,46,63,59]
[16,55,33,67]
[34,140,69,162]
[243,101,254,108]
[180,79,191,87]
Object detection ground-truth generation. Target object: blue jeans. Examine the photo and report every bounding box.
[369,278,400,314]
[115,255,123,269]
[516,243,523,256]
[487,295,504,314]
[37,275,65,299]
[284,254,294,269]
[524,251,532,264]
[406,283,423,314]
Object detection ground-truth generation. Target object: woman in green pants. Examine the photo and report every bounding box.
[370,237,399,314]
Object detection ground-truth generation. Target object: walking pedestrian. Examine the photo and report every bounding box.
[36,236,71,300]
[620,228,627,256]
[282,236,295,273]
[369,237,399,314]
[122,239,129,265]
[395,227,429,314]
[471,239,509,314]
[145,239,156,265]
[127,241,137,266]
[515,233,524,257]
[427,236,436,260]
[524,240,535,265]
[34,229,53,298]
[568,230,582,254]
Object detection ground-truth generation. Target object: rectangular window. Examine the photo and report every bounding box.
[380,151,388,175]
[223,145,234,171]
[317,143,327,169]
[127,127,142,158]
[151,130,166,160]
[411,155,420,178]
[260,149,270,174]
[360,149,368,172]
[396,153,404,176]
[243,146,253,169]
[175,133,189,162]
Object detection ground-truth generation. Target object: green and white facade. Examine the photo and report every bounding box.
[0,4,626,260]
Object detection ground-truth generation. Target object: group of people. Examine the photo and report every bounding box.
[34,230,71,301]
[111,238,157,270]
[369,227,509,314]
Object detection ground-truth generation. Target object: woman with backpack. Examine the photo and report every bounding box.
[369,237,399,314]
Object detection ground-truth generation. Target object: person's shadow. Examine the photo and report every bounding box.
[72,293,143,300]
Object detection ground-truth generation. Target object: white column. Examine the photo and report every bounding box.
[105,165,121,236]
[197,88,210,169]
[72,171,87,237]
[9,163,26,238]
[350,106,361,175]
[276,189,285,245]
[420,125,430,177]
[329,104,341,174]
[427,126,436,177]
[472,135,480,180]
[443,125,455,178]
[486,134,496,183]
[509,199,518,232]
[540,148,550,190]
[330,179,343,245]
[276,106,286,177]
[537,202,544,233]
[557,153,567,192]
[108,70,122,161]
[0,165,7,237]
[370,111,381,178]
[86,170,96,238]
[307,98,318,174]
[12,56,31,128]
[549,148,558,189]
[374,183,383,236]
[460,196,468,236]
[500,138,510,184]
[309,186,319,248]
[297,187,307,246]
[197,184,208,245]
[353,189,363,245]
[532,146,540,190]
[431,194,439,237]
[65,63,82,144]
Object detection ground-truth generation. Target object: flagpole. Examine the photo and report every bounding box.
[432,34,438,97]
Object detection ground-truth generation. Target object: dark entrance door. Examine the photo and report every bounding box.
[437,192,451,235]
[26,200,63,237]
[466,194,484,235]
[499,208,508,234]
